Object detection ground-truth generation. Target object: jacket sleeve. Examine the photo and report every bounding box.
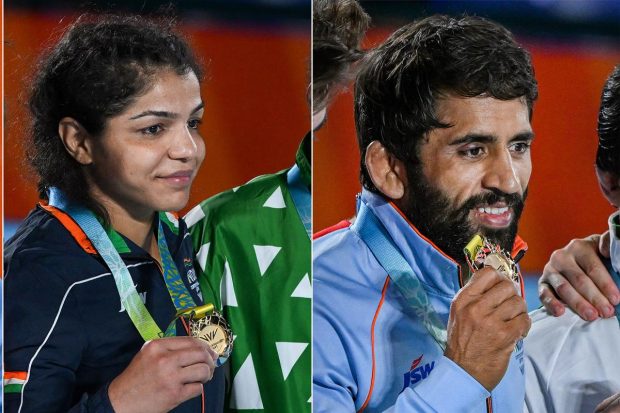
[390,357,490,412]
[4,253,115,413]
[313,305,489,413]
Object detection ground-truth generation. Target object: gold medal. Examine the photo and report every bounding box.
[464,234,520,291]
[178,304,234,366]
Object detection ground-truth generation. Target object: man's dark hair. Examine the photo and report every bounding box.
[313,0,370,113]
[354,14,538,192]
[597,65,620,175]
[26,13,202,223]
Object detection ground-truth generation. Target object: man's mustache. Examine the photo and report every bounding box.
[459,189,525,213]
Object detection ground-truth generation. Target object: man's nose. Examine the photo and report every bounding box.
[482,149,521,195]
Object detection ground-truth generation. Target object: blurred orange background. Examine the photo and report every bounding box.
[4,11,310,224]
[314,28,620,273]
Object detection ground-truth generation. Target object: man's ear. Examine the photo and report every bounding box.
[365,140,407,200]
[58,117,94,165]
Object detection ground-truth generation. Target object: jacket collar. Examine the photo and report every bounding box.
[40,201,181,259]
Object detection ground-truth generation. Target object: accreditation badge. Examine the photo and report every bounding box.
[464,234,521,294]
[178,304,234,367]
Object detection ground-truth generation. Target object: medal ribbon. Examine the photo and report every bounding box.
[157,220,197,311]
[48,187,195,340]
[287,164,311,239]
[351,201,448,349]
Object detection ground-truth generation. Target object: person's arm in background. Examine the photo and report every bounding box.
[596,393,620,413]
[538,232,620,320]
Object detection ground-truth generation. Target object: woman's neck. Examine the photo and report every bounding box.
[90,188,161,262]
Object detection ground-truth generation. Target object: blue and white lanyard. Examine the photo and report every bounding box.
[351,201,448,349]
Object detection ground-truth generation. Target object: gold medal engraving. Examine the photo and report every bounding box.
[191,315,232,357]
[178,304,234,366]
[464,235,521,292]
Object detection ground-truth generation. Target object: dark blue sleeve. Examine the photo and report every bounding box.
[67,383,115,413]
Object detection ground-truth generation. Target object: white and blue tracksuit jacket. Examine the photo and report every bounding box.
[313,190,527,412]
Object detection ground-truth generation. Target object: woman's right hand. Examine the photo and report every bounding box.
[108,336,218,413]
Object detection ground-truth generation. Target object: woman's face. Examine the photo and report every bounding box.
[87,69,205,217]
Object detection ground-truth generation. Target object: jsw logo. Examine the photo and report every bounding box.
[401,355,435,391]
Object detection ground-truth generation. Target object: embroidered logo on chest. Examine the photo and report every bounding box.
[184,257,202,301]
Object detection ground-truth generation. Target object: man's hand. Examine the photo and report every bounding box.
[538,232,619,321]
[108,336,218,413]
[596,392,620,413]
[444,267,530,391]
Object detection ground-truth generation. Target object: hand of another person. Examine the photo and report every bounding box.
[444,267,530,391]
[538,232,619,321]
[108,336,218,413]
[596,392,620,413]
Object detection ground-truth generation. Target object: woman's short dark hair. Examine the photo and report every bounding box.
[313,0,370,113]
[27,13,202,222]
[597,65,620,175]
[354,15,538,192]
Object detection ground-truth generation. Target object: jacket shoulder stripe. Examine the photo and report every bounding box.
[39,203,97,254]
[313,220,351,240]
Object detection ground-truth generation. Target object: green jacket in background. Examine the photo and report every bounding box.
[186,135,311,413]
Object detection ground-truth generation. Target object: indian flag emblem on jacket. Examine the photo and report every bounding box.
[4,372,28,394]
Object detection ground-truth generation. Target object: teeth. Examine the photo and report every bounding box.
[477,207,509,215]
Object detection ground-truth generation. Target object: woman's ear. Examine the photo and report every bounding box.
[58,117,95,165]
[365,140,408,200]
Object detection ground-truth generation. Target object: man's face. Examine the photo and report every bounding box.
[401,96,533,264]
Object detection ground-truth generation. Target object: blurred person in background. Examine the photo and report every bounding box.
[3,14,224,413]
[524,65,620,413]
[312,0,369,131]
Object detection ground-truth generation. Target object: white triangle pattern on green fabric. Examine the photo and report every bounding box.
[196,242,210,272]
[262,186,286,209]
[275,342,308,380]
[220,260,238,307]
[291,273,312,299]
[230,354,264,410]
[184,204,205,228]
[308,396,312,403]
[253,245,281,276]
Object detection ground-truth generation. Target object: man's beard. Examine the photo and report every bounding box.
[400,163,527,266]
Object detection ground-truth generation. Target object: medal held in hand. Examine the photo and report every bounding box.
[464,234,521,294]
[178,304,234,367]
